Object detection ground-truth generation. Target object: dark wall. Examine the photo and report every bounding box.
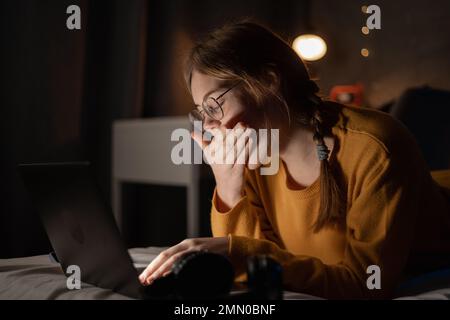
[1,0,297,258]
[143,0,450,116]
[142,0,308,117]
[0,0,147,257]
[1,0,88,257]
[310,0,450,107]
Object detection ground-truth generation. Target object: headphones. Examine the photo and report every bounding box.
[143,251,283,300]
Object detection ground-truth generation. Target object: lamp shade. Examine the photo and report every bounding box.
[292,34,327,61]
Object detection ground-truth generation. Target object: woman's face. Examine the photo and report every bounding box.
[190,70,258,130]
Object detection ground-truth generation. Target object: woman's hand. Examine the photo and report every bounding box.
[191,122,251,211]
[138,237,229,286]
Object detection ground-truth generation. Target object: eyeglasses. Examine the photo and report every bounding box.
[188,83,239,124]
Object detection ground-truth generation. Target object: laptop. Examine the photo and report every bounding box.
[18,162,162,299]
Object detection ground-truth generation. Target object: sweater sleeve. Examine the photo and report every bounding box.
[225,152,425,299]
[210,169,283,274]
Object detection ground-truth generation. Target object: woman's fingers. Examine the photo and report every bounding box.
[235,128,254,167]
[246,130,261,169]
[191,130,210,150]
[211,123,248,165]
[139,237,228,285]
[139,255,165,285]
[149,250,193,283]
[191,122,256,166]
[205,126,229,165]
[139,242,187,284]
[162,270,172,277]
[224,124,247,162]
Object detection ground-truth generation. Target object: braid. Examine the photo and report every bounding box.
[309,98,345,232]
[311,109,330,161]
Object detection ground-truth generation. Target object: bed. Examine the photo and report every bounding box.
[0,247,165,300]
[1,246,449,300]
[0,246,322,300]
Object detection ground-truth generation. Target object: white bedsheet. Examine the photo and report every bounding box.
[0,247,163,300]
[0,247,322,300]
[2,247,448,300]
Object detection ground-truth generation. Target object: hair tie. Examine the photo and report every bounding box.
[316,144,330,161]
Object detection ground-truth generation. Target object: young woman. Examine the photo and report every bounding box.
[139,22,450,299]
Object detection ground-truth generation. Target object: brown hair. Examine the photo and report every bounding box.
[185,21,344,232]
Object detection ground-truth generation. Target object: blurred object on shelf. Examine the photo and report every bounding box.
[329,83,364,107]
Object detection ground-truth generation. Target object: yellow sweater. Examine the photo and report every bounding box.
[210,103,450,299]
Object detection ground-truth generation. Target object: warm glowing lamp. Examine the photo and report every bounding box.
[292,34,327,61]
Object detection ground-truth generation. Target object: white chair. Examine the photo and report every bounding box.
[112,116,202,238]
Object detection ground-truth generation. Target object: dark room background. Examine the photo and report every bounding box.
[1,0,450,258]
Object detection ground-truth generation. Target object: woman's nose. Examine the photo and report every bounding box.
[203,117,221,130]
